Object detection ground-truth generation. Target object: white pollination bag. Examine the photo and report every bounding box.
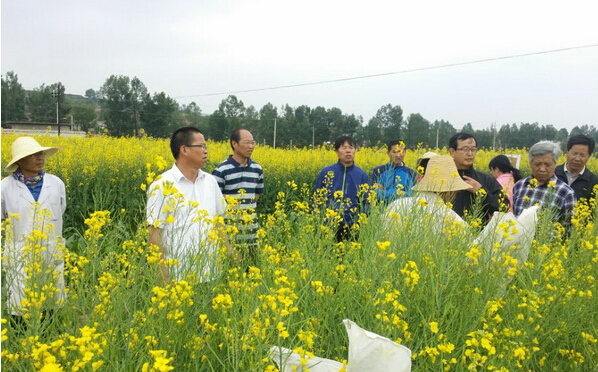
[270,319,412,372]
[344,319,411,372]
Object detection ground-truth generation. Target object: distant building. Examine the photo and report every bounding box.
[2,122,86,137]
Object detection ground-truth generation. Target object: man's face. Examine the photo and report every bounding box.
[449,138,477,169]
[530,153,556,184]
[16,151,46,176]
[187,132,208,169]
[233,130,255,160]
[336,141,356,166]
[566,144,590,174]
[387,144,406,166]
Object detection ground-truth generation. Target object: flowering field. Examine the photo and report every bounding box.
[1,134,598,371]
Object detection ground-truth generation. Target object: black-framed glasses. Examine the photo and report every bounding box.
[456,147,478,153]
[186,144,208,150]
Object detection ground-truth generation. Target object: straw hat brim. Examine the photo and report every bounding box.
[5,146,58,172]
[413,176,472,193]
[412,155,473,193]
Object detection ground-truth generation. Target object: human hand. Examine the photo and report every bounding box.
[462,176,482,193]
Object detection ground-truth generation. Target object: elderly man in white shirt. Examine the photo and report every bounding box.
[2,137,66,318]
[147,127,226,283]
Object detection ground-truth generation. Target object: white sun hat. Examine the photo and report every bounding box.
[5,137,58,172]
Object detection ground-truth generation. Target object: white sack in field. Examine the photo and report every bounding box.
[270,320,412,372]
[344,319,412,372]
[269,346,344,372]
[475,206,539,263]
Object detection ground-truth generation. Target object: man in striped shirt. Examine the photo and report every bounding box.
[212,128,264,264]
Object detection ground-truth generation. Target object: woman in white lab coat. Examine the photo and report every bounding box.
[1,137,66,318]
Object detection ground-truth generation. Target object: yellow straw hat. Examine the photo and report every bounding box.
[413,155,472,193]
[5,137,58,172]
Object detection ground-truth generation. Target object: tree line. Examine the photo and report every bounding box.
[3,71,597,149]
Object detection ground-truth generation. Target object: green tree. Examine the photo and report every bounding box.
[308,106,330,146]
[374,104,404,140]
[130,77,147,136]
[141,92,179,138]
[85,88,98,105]
[361,118,384,147]
[27,82,70,124]
[181,102,207,132]
[1,71,27,122]
[99,75,133,136]
[70,104,97,132]
[209,95,246,141]
[430,120,456,149]
[406,113,430,147]
[257,103,278,146]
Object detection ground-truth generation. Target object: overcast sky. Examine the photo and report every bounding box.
[2,0,597,131]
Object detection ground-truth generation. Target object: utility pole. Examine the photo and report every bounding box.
[51,84,62,136]
[436,126,440,149]
[492,122,496,150]
[273,118,277,149]
[312,125,315,149]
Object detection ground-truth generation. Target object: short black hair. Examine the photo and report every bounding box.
[170,127,202,159]
[334,136,356,151]
[230,128,249,150]
[448,132,477,150]
[567,134,595,154]
[386,139,406,151]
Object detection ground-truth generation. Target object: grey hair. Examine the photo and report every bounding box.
[528,141,561,163]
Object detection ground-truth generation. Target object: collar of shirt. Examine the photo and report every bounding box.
[228,155,253,167]
[524,174,558,187]
[171,163,206,183]
[564,162,585,177]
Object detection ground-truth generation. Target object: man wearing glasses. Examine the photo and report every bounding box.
[212,128,264,265]
[448,133,505,220]
[147,127,226,283]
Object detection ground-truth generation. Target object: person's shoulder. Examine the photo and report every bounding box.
[402,166,417,176]
[248,159,263,169]
[150,168,176,186]
[213,158,234,171]
[203,172,221,186]
[44,173,65,184]
[555,163,566,173]
[584,167,598,182]
[372,164,386,173]
[473,168,494,180]
[352,164,368,175]
[321,163,338,172]
[44,173,65,187]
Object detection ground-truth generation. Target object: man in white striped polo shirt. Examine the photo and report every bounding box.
[212,128,264,265]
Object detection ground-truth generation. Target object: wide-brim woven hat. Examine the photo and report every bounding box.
[413,155,472,193]
[5,137,58,172]
[418,151,438,162]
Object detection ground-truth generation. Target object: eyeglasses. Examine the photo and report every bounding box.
[187,144,208,150]
[240,140,257,146]
[456,147,478,153]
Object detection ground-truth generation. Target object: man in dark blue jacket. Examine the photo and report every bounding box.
[371,139,417,203]
[315,136,370,241]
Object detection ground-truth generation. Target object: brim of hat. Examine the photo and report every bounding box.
[413,175,472,193]
[5,146,59,172]
[417,152,438,162]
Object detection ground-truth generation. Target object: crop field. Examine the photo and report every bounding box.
[1,134,597,371]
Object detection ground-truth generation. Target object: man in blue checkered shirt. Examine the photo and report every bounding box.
[512,141,576,224]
